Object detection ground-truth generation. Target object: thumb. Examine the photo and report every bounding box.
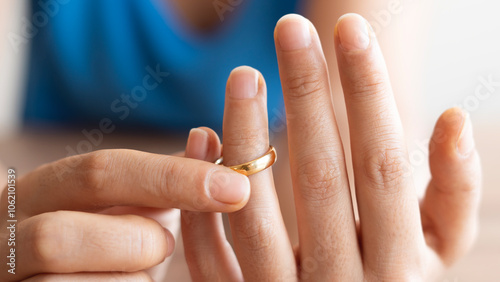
[421,107,482,266]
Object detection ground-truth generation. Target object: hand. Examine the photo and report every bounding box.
[0,148,251,281]
[182,14,482,281]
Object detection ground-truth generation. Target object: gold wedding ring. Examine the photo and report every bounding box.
[214,146,277,176]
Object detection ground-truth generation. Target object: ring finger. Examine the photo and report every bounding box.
[334,14,425,277]
[224,66,296,280]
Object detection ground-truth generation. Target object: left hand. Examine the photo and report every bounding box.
[181,13,482,281]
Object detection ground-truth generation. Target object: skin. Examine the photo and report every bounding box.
[0,5,481,282]
[165,0,434,246]
[0,149,251,281]
[181,14,481,281]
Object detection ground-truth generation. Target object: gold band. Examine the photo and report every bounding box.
[214,146,277,176]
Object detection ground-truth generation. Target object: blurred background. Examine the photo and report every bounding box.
[0,0,499,281]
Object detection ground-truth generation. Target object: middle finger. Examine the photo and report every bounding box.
[275,14,361,280]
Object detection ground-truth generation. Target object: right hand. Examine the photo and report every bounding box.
[0,148,250,281]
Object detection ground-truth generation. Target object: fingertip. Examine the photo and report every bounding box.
[275,14,314,51]
[186,128,209,159]
[276,13,308,26]
[434,107,465,133]
[228,66,260,100]
[430,107,476,159]
[223,65,269,165]
[457,113,475,158]
[197,126,218,137]
[197,127,222,162]
[162,227,176,258]
[429,107,481,191]
[209,170,251,207]
[335,13,373,52]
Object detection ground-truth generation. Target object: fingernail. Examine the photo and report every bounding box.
[186,128,208,159]
[336,13,371,51]
[163,228,175,257]
[209,170,250,204]
[457,113,475,157]
[229,66,259,99]
[277,14,312,51]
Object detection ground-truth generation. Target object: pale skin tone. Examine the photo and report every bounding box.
[0,5,481,282]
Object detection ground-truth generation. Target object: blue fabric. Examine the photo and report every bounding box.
[24,0,301,132]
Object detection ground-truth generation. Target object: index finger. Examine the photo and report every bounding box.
[13,149,250,217]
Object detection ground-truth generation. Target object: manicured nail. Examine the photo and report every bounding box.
[209,170,250,204]
[336,13,371,51]
[229,66,258,99]
[457,113,475,157]
[186,128,208,159]
[277,14,312,51]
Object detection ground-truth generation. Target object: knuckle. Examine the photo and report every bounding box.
[134,220,164,266]
[232,210,276,252]
[285,69,325,99]
[223,129,263,149]
[78,150,111,192]
[222,129,268,166]
[293,107,331,137]
[157,157,188,207]
[349,71,389,100]
[296,158,345,205]
[362,146,409,194]
[159,157,214,210]
[193,171,216,210]
[31,212,72,269]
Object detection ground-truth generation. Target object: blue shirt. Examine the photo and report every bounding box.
[24,0,301,132]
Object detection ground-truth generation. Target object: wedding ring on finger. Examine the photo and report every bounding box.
[214,146,277,176]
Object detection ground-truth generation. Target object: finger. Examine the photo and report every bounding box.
[421,108,482,266]
[99,206,181,281]
[224,66,296,279]
[6,211,172,280]
[274,14,361,280]
[182,127,243,281]
[334,13,425,275]
[23,271,152,282]
[14,148,250,217]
